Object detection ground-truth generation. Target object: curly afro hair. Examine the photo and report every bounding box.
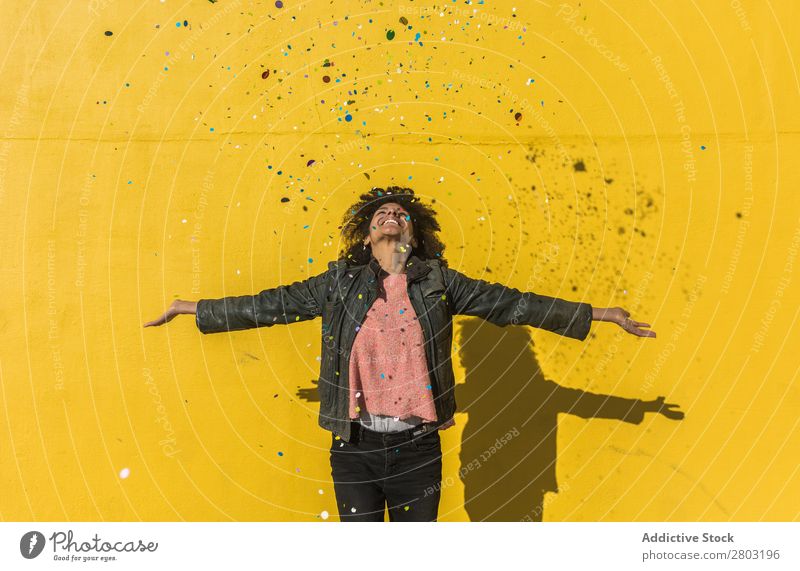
[338,185,448,267]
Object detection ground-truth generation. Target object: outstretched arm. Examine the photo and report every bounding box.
[194,270,331,333]
[441,266,592,339]
[441,266,655,339]
[144,269,332,333]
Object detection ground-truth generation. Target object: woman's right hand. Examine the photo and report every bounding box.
[144,300,197,327]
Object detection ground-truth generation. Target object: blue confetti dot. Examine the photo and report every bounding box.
[345,114,353,122]
[426,384,432,390]
[308,257,313,263]
[380,373,385,379]
[277,451,284,456]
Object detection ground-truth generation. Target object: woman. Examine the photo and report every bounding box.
[144,185,657,522]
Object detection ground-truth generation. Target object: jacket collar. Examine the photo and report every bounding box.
[367,253,432,283]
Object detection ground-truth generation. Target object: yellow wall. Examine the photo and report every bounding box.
[1,0,798,521]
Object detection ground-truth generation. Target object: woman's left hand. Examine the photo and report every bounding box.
[593,306,656,338]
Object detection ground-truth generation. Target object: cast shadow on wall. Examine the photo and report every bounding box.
[455,318,683,521]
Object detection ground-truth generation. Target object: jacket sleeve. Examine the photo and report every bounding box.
[440,266,593,340]
[195,269,331,334]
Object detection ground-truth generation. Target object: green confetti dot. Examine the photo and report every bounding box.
[386,29,395,40]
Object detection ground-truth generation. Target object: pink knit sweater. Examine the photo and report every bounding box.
[348,273,439,424]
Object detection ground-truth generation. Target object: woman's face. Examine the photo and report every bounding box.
[363,202,417,249]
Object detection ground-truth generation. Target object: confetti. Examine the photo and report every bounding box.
[119,468,130,479]
[320,510,329,520]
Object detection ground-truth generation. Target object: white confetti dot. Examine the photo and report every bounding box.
[318,489,324,495]
[119,467,130,479]
[181,219,187,224]
[350,507,357,513]
[320,510,329,520]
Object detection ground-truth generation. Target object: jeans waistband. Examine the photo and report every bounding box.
[351,420,439,445]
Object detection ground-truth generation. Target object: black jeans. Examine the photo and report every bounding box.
[329,422,443,521]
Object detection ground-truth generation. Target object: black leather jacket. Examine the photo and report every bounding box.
[195,254,593,441]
